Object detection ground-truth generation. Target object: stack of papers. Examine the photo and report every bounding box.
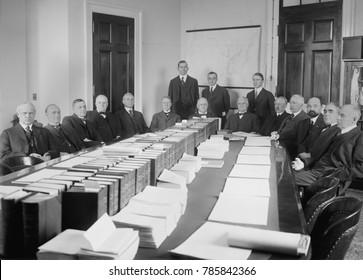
[197,139,229,159]
[208,193,269,226]
[78,214,139,260]
[229,164,270,179]
[170,163,195,184]
[170,222,251,260]
[157,169,187,191]
[178,153,202,172]
[244,137,271,147]
[236,154,270,165]
[239,146,270,155]
[223,178,270,197]
[13,169,66,184]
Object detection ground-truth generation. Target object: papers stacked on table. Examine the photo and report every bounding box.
[222,177,270,197]
[244,137,271,147]
[229,164,270,179]
[197,139,229,159]
[239,146,271,155]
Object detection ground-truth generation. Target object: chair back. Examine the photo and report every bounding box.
[302,177,340,234]
[2,156,45,171]
[0,163,14,176]
[311,197,362,260]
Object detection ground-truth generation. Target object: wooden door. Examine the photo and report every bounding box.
[93,13,134,112]
[277,0,342,104]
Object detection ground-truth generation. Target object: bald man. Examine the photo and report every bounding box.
[295,104,363,187]
[189,98,213,119]
[44,104,85,154]
[224,96,260,133]
[271,94,309,159]
[115,93,149,139]
[0,102,58,160]
[86,95,122,142]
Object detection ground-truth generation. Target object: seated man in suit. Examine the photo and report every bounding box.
[62,99,103,148]
[246,72,275,127]
[86,95,122,143]
[292,102,341,171]
[189,98,213,119]
[115,92,149,139]
[44,104,85,155]
[0,102,58,160]
[260,96,290,136]
[202,72,230,127]
[271,94,309,159]
[296,97,326,158]
[295,104,363,187]
[150,96,181,132]
[224,96,260,133]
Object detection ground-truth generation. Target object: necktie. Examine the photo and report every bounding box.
[210,87,213,93]
[181,77,185,85]
[129,109,134,117]
[99,112,106,118]
[80,117,86,124]
[25,126,37,153]
[254,89,258,99]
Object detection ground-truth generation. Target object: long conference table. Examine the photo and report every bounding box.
[0,126,309,260]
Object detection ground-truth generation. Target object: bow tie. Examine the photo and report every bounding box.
[99,112,106,115]
[54,124,61,129]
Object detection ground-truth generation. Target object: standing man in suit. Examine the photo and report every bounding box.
[295,104,363,187]
[271,94,309,159]
[87,95,122,143]
[150,96,181,132]
[297,97,326,158]
[224,96,260,133]
[247,73,275,127]
[189,98,213,119]
[62,99,103,148]
[0,102,58,160]
[292,102,341,170]
[115,93,149,139]
[202,72,230,127]
[168,60,199,120]
[44,104,85,154]
[260,96,290,136]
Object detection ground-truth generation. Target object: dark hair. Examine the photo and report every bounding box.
[208,71,218,78]
[253,72,264,80]
[72,99,85,107]
[178,60,188,67]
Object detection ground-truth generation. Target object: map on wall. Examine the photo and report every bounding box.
[185,26,261,87]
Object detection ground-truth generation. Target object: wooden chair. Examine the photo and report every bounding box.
[302,177,340,234]
[310,197,362,260]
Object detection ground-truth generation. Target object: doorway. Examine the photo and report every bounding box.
[277,0,342,104]
[93,13,135,112]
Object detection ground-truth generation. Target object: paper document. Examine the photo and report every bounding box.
[229,164,270,179]
[239,146,270,155]
[53,157,93,168]
[227,226,310,256]
[237,154,270,165]
[13,169,66,183]
[170,222,251,260]
[244,137,271,147]
[208,193,269,225]
[223,178,270,197]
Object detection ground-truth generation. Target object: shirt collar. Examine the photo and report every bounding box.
[48,122,60,127]
[19,123,33,130]
[198,111,207,115]
[164,110,170,114]
[341,124,357,135]
[293,109,302,117]
[179,74,188,81]
[255,87,263,94]
[125,106,133,112]
[310,115,319,124]
[210,84,217,91]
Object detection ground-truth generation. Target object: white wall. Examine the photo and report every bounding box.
[180,0,275,106]
[0,0,28,131]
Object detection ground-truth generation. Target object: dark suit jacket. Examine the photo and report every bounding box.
[260,111,290,136]
[301,124,341,168]
[45,124,85,153]
[313,127,363,182]
[168,75,199,119]
[297,114,326,154]
[62,114,103,148]
[0,124,59,159]
[247,88,275,126]
[149,111,181,132]
[86,110,121,142]
[202,85,230,116]
[115,107,149,139]
[224,112,260,133]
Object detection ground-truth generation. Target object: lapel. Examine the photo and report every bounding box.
[314,114,326,129]
[183,75,193,91]
[210,85,218,101]
[72,113,87,128]
[47,125,62,139]
[14,123,28,145]
[255,88,265,104]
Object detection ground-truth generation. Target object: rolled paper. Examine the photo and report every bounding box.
[227,226,310,256]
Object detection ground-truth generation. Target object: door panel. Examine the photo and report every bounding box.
[93,13,134,112]
[278,0,342,104]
